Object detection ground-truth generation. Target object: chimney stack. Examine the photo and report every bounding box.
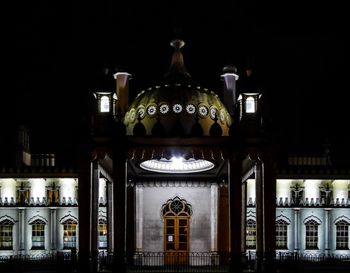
[113,71,132,118]
[221,65,239,116]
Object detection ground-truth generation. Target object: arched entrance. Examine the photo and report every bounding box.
[161,196,192,264]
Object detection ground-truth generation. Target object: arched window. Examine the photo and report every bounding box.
[0,219,15,250]
[245,97,255,113]
[100,96,110,113]
[276,219,288,249]
[99,218,107,249]
[305,219,319,249]
[336,220,349,250]
[246,219,256,249]
[30,219,46,250]
[62,219,77,249]
[161,196,192,254]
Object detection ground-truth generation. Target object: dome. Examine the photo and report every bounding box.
[124,40,232,136]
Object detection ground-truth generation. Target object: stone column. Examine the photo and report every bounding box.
[210,183,219,252]
[228,154,243,273]
[78,152,93,272]
[113,140,127,273]
[50,208,57,250]
[293,208,300,252]
[18,208,25,252]
[324,208,331,255]
[107,181,114,254]
[91,160,100,272]
[254,159,263,272]
[135,185,143,252]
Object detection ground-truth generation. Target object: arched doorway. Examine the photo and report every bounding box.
[161,196,192,264]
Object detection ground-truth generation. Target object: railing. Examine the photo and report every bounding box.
[98,251,230,272]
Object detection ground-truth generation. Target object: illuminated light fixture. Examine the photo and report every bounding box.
[140,156,215,173]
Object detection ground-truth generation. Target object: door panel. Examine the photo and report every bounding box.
[164,217,189,265]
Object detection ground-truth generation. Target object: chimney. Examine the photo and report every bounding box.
[221,65,239,116]
[113,71,132,118]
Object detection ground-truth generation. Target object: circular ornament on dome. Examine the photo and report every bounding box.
[159,104,170,114]
[210,107,218,119]
[147,105,157,116]
[173,104,183,113]
[129,108,136,122]
[137,106,146,118]
[186,104,196,114]
[220,109,226,123]
[198,104,209,118]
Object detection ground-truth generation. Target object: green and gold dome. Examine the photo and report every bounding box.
[124,40,232,136]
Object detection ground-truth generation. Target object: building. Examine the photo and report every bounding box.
[1,40,349,272]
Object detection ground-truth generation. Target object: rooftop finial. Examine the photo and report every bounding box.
[165,39,192,82]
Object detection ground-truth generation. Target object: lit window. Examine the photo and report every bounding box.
[100,96,110,113]
[31,219,45,250]
[0,219,14,250]
[276,219,288,249]
[99,219,107,249]
[246,219,256,249]
[245,97,255,113]
[305,219,319,249]
[336,220,349,250]
[62,219,77,249]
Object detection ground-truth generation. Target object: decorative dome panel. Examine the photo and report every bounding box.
[123,39,232,137]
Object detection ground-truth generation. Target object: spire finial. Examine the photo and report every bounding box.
[164,39,192,83]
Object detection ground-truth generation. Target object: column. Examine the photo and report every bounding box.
[107,181,114,254]
[78,152,93,273]
[210,183,219,252]
[50,208,57,250]
[293,208,300,252]
[113,142,127,273]
[91,160,100,272]
[228,154,243,273]
[261,152,277,273]
[135,185,143,252]
[254,159,263,272]
[18,208,25,252]
[324,208,331,255]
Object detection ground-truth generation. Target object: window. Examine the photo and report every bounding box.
[336,220,349,250]
[0,219,14,250]
[99,219,107,249]
[245,97,255,113]
[305,220,319,249]
[16,183,30,205]
[246,219,256,249]
[63,219,77,249]
[46,183,60,205]
[291,185,304,206]
[100,96,110,112]
[276,219,288,249]
[31,219,45,250]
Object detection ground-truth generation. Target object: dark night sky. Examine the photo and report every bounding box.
[6,1,350,164]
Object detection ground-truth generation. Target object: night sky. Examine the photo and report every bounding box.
[7,1,350,164]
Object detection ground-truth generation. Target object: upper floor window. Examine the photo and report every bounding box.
[245,97,255,113]
[16,182,30,205]
[31,219,46,250]
[336,220,349,250]
[0,219,14,250]
[305,219,319,249]
[100,96,110,113]
[99,218,107,249]
[62,219,77,249]
[246,219,256,249]
[276,219,288,249]
[46,183,60,205]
